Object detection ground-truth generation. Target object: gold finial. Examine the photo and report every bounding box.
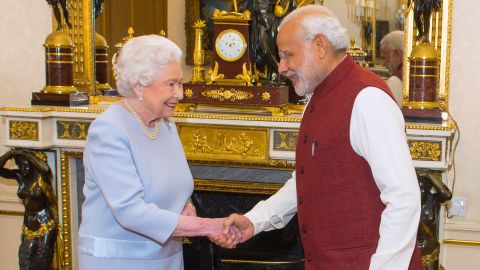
[159,30,166,37]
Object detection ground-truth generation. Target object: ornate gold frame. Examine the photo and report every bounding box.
[403,0,453,109]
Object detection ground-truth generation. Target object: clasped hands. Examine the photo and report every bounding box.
[180,202,253,248]
[209,214,255,249]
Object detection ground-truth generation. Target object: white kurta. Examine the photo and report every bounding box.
[78,104,193,270]
[386,75,403,106]
[245,87,420,270]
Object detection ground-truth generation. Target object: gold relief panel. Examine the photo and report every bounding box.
[9,121,39,141]
[408,140,442,161]
[178,124,269,163]
[273,130,298,152]
[57,121,91,140]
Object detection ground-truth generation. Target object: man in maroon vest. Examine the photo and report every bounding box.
[215,5,423,270]
[380,30,404,105]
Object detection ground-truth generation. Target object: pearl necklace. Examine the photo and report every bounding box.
[124,99,159,140]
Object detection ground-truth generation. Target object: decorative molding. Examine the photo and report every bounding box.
[179,124,269,164]
[57,121,91,140]
[0,210,23,216]
[443,240,480,247]
[9,121,39,141]
[408,140,442,161]
[60,151,83,270]
[273,131,298,151]
[194,179,282,196]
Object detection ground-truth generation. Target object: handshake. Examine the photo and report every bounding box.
[207,214,254,249]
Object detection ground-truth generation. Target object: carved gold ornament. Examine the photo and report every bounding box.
[9,121,39,141]
[409,140,442,161]
[201,88,254,102]
[178,124,268,163]
[184,88,194,98]
[22,219,56,239]
[262,92,271,101]
[57,121,91,140]
[274,131,298,151]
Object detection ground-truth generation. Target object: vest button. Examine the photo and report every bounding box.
[302,224,307,233]
[309,106,315,113]
[303,135,308,143]
[298,196,303,204]
[307,254,312,262]
[300,166,304,174]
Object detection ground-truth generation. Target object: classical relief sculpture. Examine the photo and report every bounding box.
[0,149,61,270]
[46,0,72,30]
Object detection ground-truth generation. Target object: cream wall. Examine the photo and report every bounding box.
[0,1,479,269]
[0,1,51,269]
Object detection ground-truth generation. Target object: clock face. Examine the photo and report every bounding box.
[215,29,247,62]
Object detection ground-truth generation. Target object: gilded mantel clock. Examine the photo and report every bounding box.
[211,9,252,84]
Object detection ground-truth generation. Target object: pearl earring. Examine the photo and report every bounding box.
[139,96,143,101]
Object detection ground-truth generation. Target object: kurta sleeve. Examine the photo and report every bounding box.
[84,118,178,244]
[350,87,421,270]
[244,171,298,235]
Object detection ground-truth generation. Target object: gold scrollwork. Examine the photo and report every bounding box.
[57,121,91,140]
[9,121,39,141]
[201,87,254,102]
[409,140,442,161]
[179,124,268,163]
[273,131,298,151]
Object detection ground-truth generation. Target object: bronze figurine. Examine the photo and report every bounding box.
[408,0,441,42]
[0,149,60,270]
[46,0,72,30]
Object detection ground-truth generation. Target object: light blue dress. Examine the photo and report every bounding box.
[78,104,193,270]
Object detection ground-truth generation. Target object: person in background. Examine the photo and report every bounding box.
[214,5,423,270]
[380,30,405,105]
[78,35,232,270]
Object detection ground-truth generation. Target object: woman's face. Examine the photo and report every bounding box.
[141,61,184,119]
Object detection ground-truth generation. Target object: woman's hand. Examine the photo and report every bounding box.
[181,200,197,217]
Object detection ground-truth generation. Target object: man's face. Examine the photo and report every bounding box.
[380,43,402,74]
[277,22,325,96]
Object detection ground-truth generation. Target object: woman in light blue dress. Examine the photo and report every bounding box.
[78,35,234,269]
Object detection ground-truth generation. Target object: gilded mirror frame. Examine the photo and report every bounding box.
[403,0,452,109]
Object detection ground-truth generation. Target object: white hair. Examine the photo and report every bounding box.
[380,30,404,53]
[115,34,183,97]
[278,5,349,50]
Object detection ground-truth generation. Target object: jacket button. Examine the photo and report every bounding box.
[300,166,304,175]
[303,134,308,143]
[309,106,315,113]
[302,224,307,233]
[307,254,312,262]
[298,196,303,204]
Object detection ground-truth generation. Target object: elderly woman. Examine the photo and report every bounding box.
[78,35,228,269]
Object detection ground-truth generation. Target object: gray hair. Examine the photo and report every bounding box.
[115,35,183,97]
[278,5,349,50]
[380,30,404,53]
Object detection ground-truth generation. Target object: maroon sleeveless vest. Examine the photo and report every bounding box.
[295,56,422,269]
